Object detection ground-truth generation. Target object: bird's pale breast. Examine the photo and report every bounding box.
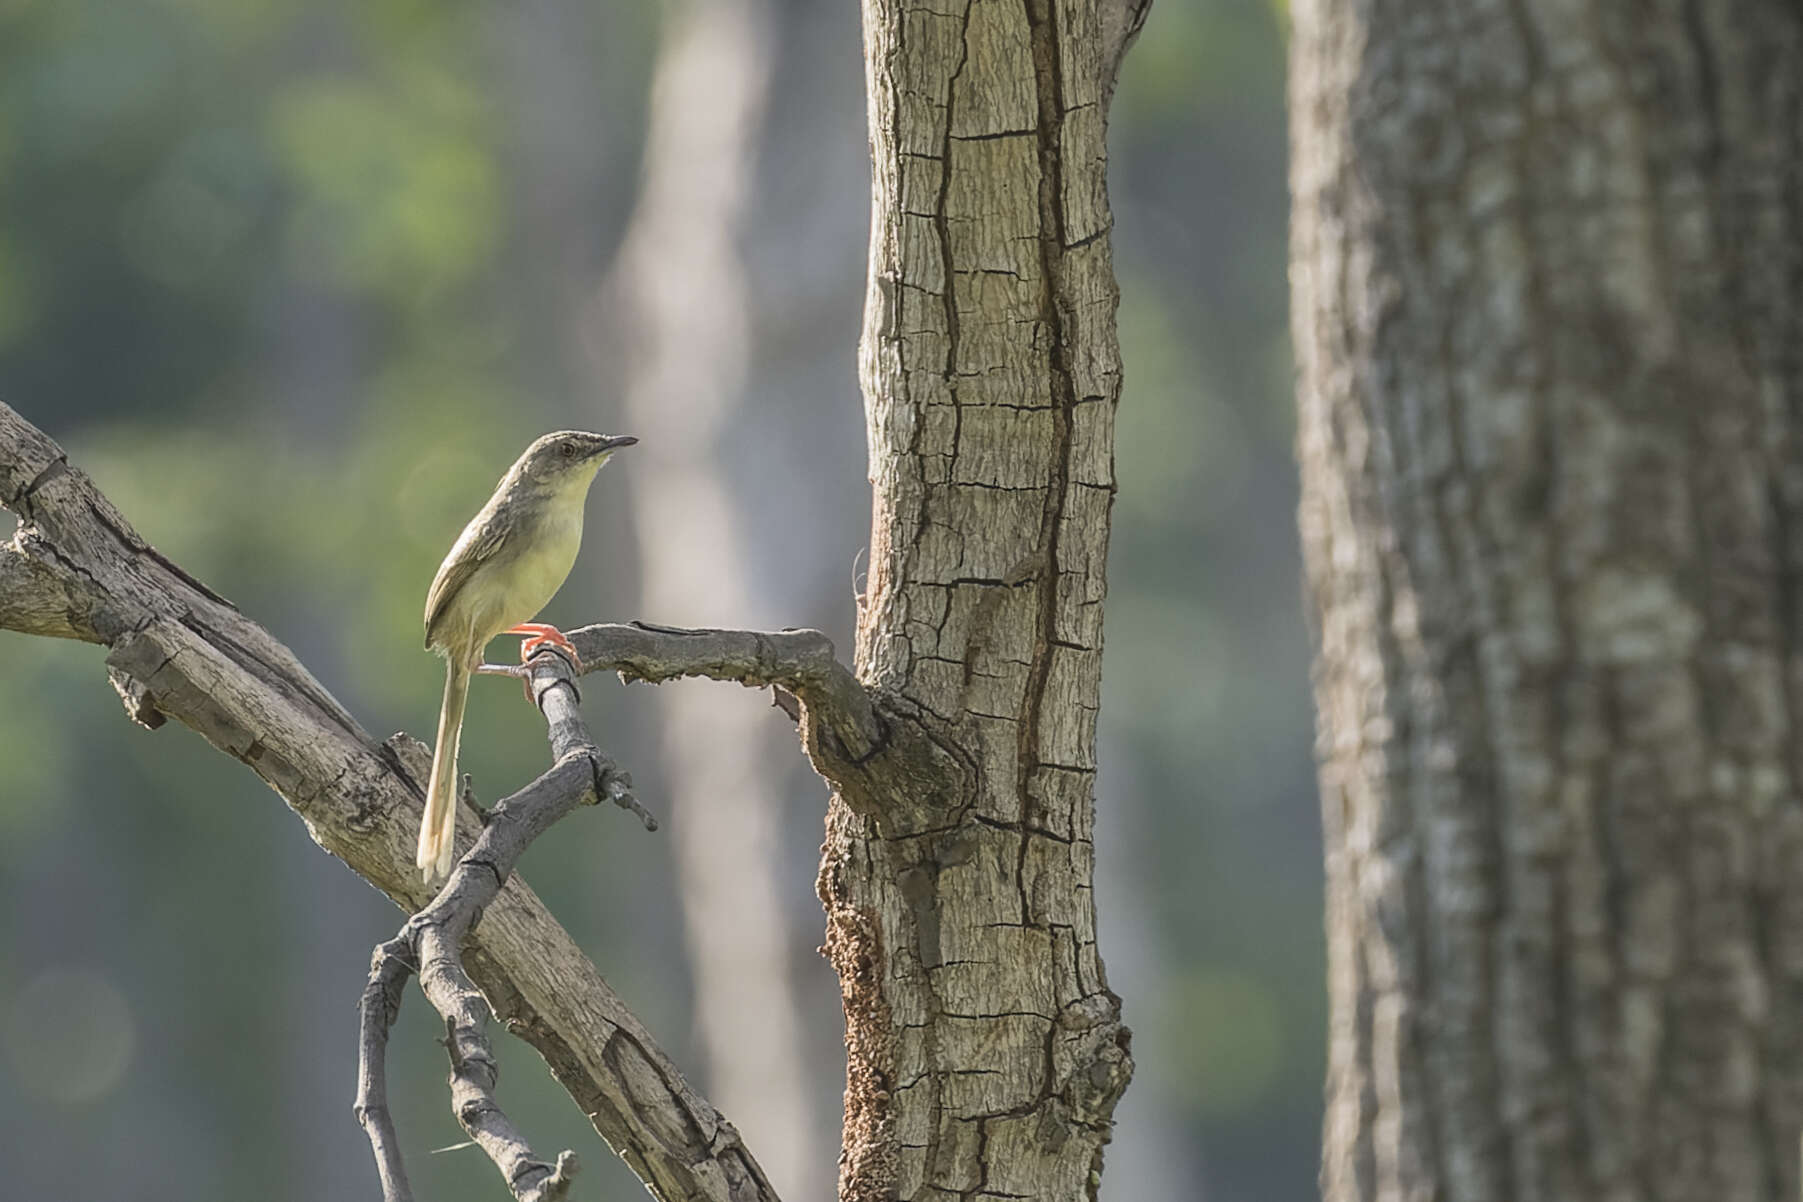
[479,511,582,632]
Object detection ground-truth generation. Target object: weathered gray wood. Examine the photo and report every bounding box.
[0,402,780,1202]
[1,6,1146,1187]
[833,0,1137,1195]
[358,651,672,1202]
[1291,3,1803,1200]
[569,621,880,760]
[356,935,415,1202]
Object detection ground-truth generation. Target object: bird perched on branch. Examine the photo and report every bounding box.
[418,430,637,883]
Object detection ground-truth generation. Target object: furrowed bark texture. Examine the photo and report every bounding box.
[830,0,1134,1197]
[1291,3,1803,1201]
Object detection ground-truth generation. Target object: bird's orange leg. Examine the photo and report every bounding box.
[505,622,580,665]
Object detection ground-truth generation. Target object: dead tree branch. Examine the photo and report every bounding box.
[0,402,782,1202]
[568,621,881,757]
[568,621,971,835]
[357,649,667,1202]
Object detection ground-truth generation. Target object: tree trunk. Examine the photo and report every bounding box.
[1291,3,1803,1201]
[606,0,826,1196]
[821,1,1137,1197]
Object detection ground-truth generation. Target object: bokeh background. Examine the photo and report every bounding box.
[0,1,1310,1199]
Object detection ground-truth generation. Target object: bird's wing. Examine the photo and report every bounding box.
[424,512,508,649]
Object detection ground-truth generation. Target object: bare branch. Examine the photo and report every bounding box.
[566,620,973,837]
[354,650,694,1201]
[0,402,779,1202]
[355,938,416,1202]
[569,621,883,760]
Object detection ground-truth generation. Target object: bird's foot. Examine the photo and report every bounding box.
[472,659,549,705]
[506,622,580,667]
[505,623,580,703]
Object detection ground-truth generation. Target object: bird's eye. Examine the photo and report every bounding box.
[560,441,578,458]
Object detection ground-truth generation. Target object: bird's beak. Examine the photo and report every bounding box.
[600,435,638,453]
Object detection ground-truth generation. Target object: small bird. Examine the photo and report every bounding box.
[417,430,637,883]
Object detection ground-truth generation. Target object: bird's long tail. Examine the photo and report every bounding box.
[418,659,471,883]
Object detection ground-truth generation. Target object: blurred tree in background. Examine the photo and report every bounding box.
[0,1,1307,1199]
[1294,2,1803,1200]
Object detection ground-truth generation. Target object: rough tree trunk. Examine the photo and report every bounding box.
[0,0,1143,1195]
[607,0,824,1195]
[1291,2,1803,1200]
[819,0,1138,1197]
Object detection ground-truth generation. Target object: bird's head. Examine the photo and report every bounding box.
[513,430,638,492]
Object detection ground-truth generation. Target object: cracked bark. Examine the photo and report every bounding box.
[1,0,1141,1191]
[1292,2,1803,1201]
[830,0,1135,1197]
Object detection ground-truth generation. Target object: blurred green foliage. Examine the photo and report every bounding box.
[1106,3,1321,1197]
[0,2,670,1198]
[0,1,1315,1199]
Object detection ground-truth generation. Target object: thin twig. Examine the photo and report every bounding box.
[355,649,646,1202]
[355,938,417,1202]
[0,401,791,1202]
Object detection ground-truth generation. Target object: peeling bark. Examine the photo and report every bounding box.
[1291,2,1803,1200]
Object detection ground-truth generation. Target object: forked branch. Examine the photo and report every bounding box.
[0,402,791,1202]
[356,649,663,1202]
